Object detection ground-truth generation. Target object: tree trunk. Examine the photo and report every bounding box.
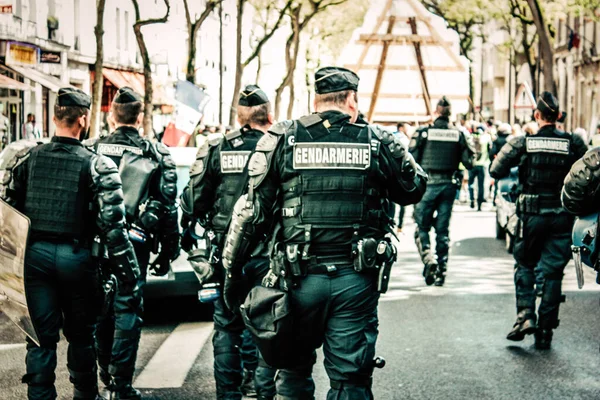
[526,0,555,93]
[229,0,245,126]
[186,23,196,83]
[255,49,262,83]
[286,28,302,119]
[90,0,106,138]
[134,25,154,138]
[274,8,300,120]
[131,0,170,139]
[468,63,474,116]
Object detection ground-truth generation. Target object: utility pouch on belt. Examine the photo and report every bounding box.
[353,237,397,293]
[353,238,378,272]
[376,239,397,294]
[517,194,540,214]
[285,244,303,277]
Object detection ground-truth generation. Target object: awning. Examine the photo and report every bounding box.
[102,68,170,105]
[8,65,73,92]
[0,74,30,91]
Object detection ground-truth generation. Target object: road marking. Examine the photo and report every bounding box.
[134,322,213,389]
[0,343,26,351]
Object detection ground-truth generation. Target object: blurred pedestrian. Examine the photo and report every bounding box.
[490,123,512,204]
[0,105,9,151]
[24,113,42,140]
[468,126,492,211]
[393,122,411,231]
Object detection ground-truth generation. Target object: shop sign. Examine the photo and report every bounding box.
[0,1,12,14]
[40,50,61,64]
[6,42,39,66]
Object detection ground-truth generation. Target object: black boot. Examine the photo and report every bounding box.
[534,329,553,350]
[507,309,537,341]
[423,259,438,286]
[107,378,142,400]
[240,368,257,398]
[434,264,446,287]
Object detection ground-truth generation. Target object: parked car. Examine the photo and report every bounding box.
[495,167,519,253]
[144,146,202,300]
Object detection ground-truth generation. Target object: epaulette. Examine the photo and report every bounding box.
[298,114,322,128]
[208,132,224,147]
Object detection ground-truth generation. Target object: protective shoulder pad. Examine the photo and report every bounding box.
[249,128,286,189]
[208,132,225,147]
[255,132,280,152]
[155,142,172,156]
[582,147,600,170]
[0,140,39,201]
[268,120,294,136]
[371,125,395,145]
[82,137,99,151]
[507,134,526,149]
[90,154,122,191]
[298,114,322,128]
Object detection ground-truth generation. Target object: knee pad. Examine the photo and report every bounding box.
[22,371,56,386]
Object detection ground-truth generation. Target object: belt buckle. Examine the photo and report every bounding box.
[326,265,337,275]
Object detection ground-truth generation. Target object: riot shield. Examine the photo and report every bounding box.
[0,198,39,345]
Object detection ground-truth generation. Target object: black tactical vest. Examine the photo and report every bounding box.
[418,119,461,173]
[211,128,262,234]
[95,126,157,223]
[279,112,388,256]
[95,126,151,167]
[24,137,93,240]
[521,126,575,200]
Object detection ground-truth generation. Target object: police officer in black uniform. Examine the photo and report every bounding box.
[91,87,180,399]
[490,92,587,349]
[0,88,140,400]
[180,85,276,400]
[409,97,474,286]
[222,67,427,399]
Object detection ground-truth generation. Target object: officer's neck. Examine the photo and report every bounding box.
[537,120,554,129]
[246,124,270,134]
[114,124,140,134]
[54,127,81,140]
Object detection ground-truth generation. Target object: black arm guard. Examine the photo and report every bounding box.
[158,206,181,261]
[490,135,526,180]
[562,148,600,215]
[0,140,38,208]
[138,143,178,232]
[91,154,140,283]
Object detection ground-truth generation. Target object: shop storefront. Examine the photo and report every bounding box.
[0,40,70,140]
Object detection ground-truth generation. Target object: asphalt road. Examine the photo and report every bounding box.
[1,203,599,399]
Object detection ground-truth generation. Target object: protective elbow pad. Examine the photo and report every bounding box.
[222,194,255,271]
[138,199,165,231]
[104,228,140,283]
[99,202,126,224]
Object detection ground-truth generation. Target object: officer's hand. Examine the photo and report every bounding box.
[181,227,197,253]
[400,157,417,181]
[150,253,170,277]
[223,271,244,313]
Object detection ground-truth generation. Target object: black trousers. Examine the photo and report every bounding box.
[513,212,574,329]
[23,241,99,400]
[213,257,276,400]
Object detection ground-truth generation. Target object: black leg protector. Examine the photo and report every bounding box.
[23,338,58,400]
[213,330,243,400]
[538,279,562,329]
[327,378,374,400]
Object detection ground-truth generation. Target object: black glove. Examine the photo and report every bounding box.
[150,252,171,277]
[223,271,245,313]
[181,227,197,252]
